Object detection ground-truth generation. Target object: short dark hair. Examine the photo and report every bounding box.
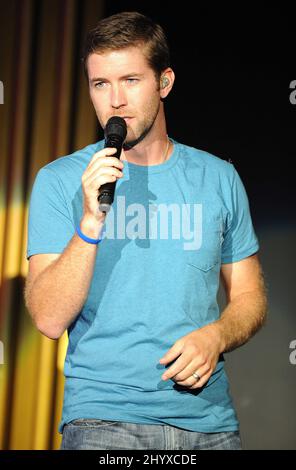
[82,11,170,80]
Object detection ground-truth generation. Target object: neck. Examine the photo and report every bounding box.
[122,105,172,166]
[123,136,171,166]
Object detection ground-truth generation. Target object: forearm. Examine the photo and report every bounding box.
[26,215,104,339]
[214,287,268,353]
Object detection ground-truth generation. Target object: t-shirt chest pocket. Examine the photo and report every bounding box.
[184,214,223,268]
[181,217,222,327]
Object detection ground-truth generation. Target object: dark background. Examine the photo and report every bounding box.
[104,1,296,449]
[104,2,295,229]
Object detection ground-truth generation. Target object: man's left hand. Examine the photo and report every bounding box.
[159,323,223,389]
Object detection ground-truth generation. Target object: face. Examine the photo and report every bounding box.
[87,47,162,147]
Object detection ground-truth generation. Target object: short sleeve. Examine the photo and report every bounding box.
[221,166,259,263]
[27,167,74,260]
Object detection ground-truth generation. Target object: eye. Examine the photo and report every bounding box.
[126,78,139,84]
[94,82,106,88]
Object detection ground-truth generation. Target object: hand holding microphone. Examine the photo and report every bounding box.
[98,116,127,213]
[81,116,127,224]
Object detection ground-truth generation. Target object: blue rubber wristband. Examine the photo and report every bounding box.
[76,225,103,244]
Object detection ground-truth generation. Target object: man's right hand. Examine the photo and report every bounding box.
[81,147,124,222]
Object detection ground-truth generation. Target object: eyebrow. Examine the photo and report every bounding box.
[90,73,144,83]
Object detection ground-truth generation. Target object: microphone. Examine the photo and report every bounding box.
[97,116,127,213]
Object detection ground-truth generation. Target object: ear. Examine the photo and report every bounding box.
[159,68,175,99]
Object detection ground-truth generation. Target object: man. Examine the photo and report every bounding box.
[25,11,267,450]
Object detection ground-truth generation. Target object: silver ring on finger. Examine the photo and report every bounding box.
[192,372,201,381]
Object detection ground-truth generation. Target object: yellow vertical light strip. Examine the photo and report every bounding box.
[9,0,61,450]
[0,0,15,285]
[52,331,67,450]
[0,0,17,449]
[32,336,57,449]
[8,316,40,449]
[0,0,33,450]
[4,1,32,278]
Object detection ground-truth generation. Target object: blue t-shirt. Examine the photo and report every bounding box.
[27,138,259,433]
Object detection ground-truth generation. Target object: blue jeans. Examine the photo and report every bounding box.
[60,419,242,450]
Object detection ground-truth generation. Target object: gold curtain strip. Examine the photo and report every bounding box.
[0,0,32,450]
[9,0,62,449]
[0,0,104,450]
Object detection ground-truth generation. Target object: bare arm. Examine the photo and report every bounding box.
[25,215,104,339]
[25,147,124,339]
[159,253,268,389]
[214,253,268,353]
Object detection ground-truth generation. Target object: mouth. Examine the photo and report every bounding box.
[122,117,133,123]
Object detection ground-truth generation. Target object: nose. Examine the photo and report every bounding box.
[110,83,127,109]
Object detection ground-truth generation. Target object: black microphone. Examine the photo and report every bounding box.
[97,116,127,213]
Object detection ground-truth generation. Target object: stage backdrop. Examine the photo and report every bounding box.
[0,0,295,450]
